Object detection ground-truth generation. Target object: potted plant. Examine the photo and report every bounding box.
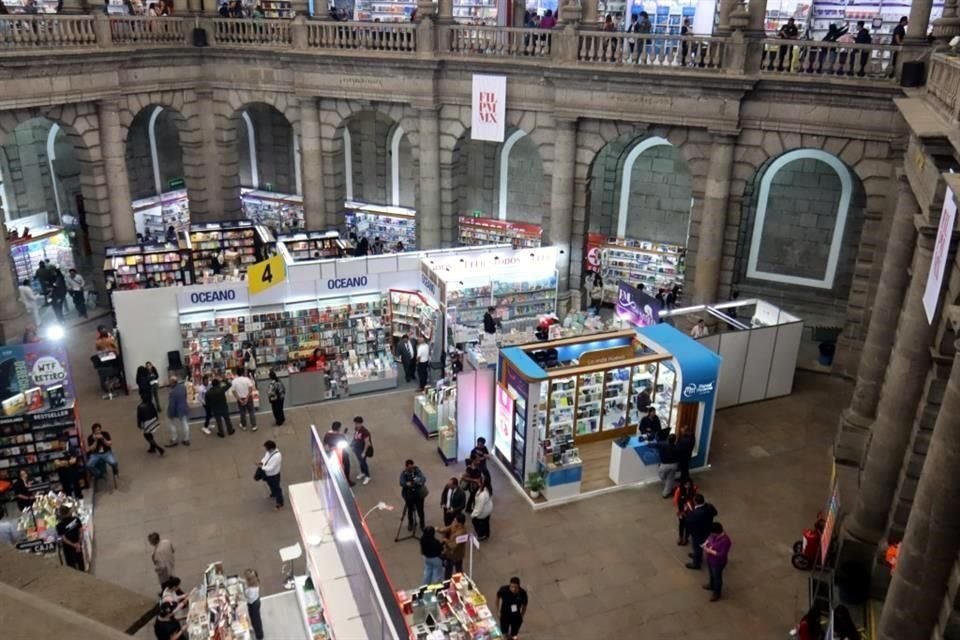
[526,471,546,499]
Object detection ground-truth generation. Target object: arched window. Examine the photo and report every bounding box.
[746,149,853,289]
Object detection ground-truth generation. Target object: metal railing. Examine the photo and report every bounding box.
[306,21,416,52]
[448,25,551,58]
[758,39,901,81]
[212,17,291,46]
[110,16,186,45]
[577,31,726,69]
[927,54,960,122]
[0,15,97,49]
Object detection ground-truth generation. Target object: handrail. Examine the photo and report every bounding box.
[110,16,186,45]
[306,21,416,52]
[926,54,960,123]
[758,38,902,81]
[212,17,292,46]
[577,31,726,69]
[448,25,551,58]
[0,15,97,49]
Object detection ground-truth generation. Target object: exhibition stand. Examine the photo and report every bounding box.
[494,325,719,507]
[278,231,346,262]
[132,189,190,240]
[242,189,305,233]
[186,220,275,281]
[344,201,417,250]
[458,215,542,248]
[104,240,192,292]
[184,561,255,639]
[14,493,94,572]
[586,234,685,304]
[9,225,75,284]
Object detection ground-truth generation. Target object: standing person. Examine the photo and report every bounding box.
[258,440,284,510]
[241,341,258,381]
[776,17,800,71]
[420,526,445,585]
[0,510,17,546]
[437,513,467,578]
[160,578,188,623]
[440,477,466,526]
[639,407,663,438]
[153,602,184,640]
[399,459,427,533]
[57,506,85,571]
[197,375,213,435]
[323,421,352,485]
[890,16,907,74]
[351,415,372,484]
[654,433,679,498]
[461,456,483,511]
[54,445,84,499]
[137,398,165,455]
[50,268,67,322]
[703,522,732,601]
[676,428,695,482]
[854,20,872,76]
[231,368,257,431]
[470,437,492,492]
[34,260,50,298]
[141,361,161,411]
[674,478,698,545]
[471,477,493,541]
[244,569,265,640]
[13,469,36,511]
[66,268,87,318]
[267,370,286,426]
[86,423,119,480]
[684,494,718,570]
[397,334,416,383]
[589,274,603,313]
[165,375,190,447]
[482,306,501,335]
[496,577,528,640]
[206,377,235,437]
[690,318,709,338]
[18,279,40,327]
[416,334,430,391]
[149,532,175,585]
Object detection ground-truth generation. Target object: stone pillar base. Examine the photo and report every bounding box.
[835,409,873,467]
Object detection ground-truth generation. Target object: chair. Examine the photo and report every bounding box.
[90,460,119,491]
[279,542,302,590]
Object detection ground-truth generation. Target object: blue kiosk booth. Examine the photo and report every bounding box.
[495,324,721,506]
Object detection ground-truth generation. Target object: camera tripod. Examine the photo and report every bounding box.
[394,502,422,542]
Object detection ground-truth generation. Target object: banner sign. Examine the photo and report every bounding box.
[820,483,840,565]
[615,280,660,328]
[584,232,606,275]
[471,75,506,143]
[0,342,76,409]
[923,187,957,324]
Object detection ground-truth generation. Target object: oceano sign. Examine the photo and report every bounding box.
[190,289,237,304]
[177,285,248,310]
[327,276,369,290]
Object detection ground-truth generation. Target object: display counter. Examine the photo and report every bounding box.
[293,575,331,640]
[9,225,75,284]
[277,230,344,261]
[15,493,93,571]
[397,574,502,639]
[609,435,664,486]
[343,201,417,250]
[186,561,254,640]
[543,456,582,501]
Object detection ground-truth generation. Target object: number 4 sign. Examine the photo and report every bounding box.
[247,254,287,296]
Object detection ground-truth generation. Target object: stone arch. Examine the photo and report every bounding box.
[118,90,188,142]
[230,102,297,195]
[343,108,403,206]
[124,104,188,202]
[732,147,867,329]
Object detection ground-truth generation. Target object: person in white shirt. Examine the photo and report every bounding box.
[416,337,430,391]
[258,440,283,510]
[66,268,87,318]
[471,477,493,541]
[18,279,41,327]
[230,368,257,431]
[690,319,709,339]
[244,568,265,640]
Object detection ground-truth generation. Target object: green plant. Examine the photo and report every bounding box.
[526,471,545,493]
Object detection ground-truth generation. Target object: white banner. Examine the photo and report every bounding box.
[923,186,957,324]
[471,75,506,143]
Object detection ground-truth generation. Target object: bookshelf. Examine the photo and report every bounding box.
[277,231,344,262]
[343,201,417,250]
[599,238,685,303]
[103,242,191,293]
[457,216,542,248]
[0,403,84,491]
[242,190,304,233]
[387,289,438,342]
[188,221,267,280]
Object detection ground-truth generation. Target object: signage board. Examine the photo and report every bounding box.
[248,254,287,296]
[471,75,506,143]
[494,384,514,463]
[177,284,248,312]
[922,186,957,324]
[615,280,660,327]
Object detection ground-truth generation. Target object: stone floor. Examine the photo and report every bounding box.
[62,320,848,640]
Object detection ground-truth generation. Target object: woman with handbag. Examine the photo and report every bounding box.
[267,370,286,426]
[137,397,165,456]
[351,416,373,485]
[257,441,283,511]
[437,513,467,579]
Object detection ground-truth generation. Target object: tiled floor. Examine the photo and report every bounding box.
[63,322,847,640]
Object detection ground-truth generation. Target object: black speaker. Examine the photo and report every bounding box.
[193,28,208,47]
[900,61,925,87]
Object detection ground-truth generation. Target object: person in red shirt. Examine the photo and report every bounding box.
[351,416,373,485]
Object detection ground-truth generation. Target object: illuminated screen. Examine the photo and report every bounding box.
[494,384,514,463]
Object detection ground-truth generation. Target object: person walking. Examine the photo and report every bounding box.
[18,279,40,327]
[440,476,466,526]
[50,268,67,322]
[654,433,680,498]
[416,335,430,391]
[438,513,467,578]
[420,526,445,585]
[674,478,697,545]
[137,398,165,455]
[399,459,427,533]
[206,377,235,438]
[496,577,528,640]
[244,569,265,640]
[197,375,213,435]
[471,477,493,541]
[703,522,732,601]
[231,368,257,431]
[351,415,372,484]
[66,268,87,318]
[259,440,284,510]
[148,532,175,585]
[267,370,286,426]
[165,375,190,447]
[684,494,718,570]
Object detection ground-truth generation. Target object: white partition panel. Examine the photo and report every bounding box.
[767,322,804,398]
[113,286,182,389]
[366,255,399,274]
[288,260,323,282]
[335,257,367,278]
[397,252,422,273]
[320,260,338,281]
[739,326,778,404]
[716,330,750,409]
[377,269,420,292]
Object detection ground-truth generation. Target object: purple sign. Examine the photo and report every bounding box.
[615,281,660,327]
[505,364,529,401]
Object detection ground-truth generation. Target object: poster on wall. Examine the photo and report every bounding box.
[494,384,514,463]
[471,75,506,143]
[616,280,661,327]
[584,232,606,277]
[922,187,957,324]
[0,342,75,414]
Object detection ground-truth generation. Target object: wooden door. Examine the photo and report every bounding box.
[675,402,699,437]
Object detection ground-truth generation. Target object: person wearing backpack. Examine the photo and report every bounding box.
[267,370,286,426]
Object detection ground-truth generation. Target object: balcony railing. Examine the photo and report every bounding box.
[447,25,551,58]
[306,21,416,52]
[212,17,291,46]
[110,16,186,45]
[0,15,97,49]
[927,54,960,123]
[758,39,900,81]
[577,32,726,69]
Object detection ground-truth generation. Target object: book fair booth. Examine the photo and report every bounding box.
[344,201,417,250]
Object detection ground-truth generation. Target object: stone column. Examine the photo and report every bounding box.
[437,0,453,23]
[581,0,599,28]
[715,0,737,34]
[0,229,25,341]
[748,0,768,33]
[932,0,960,45]
[183,90,225,222]
[299,97,326,230]
[876,333,960,640]
[906,0,934,40]
[835,174,918,464]
[691,134,735,306]
[418,107,441,250]
[845,227,938,546]
[549,117,576,296]
[98,99,137,245]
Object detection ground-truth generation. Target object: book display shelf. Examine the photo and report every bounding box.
[599,238,685,303]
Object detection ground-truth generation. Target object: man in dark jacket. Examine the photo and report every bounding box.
[397,334,416,383]
[654,434,680,498]
[440,477,466,526]
[676,429,696,482]
[684,494,718,569]
[639,408,663,438]
[205,378,235,438]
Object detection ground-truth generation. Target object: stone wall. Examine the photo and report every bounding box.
[453,137,497,219]
[503,134,545,225]
[2,121,57,219]
[125,115,154,201]
[154,111,185,194]
[238,104,295,195]
[395,134,416,209]
[624,144,692,246]
[348,111,390,205]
